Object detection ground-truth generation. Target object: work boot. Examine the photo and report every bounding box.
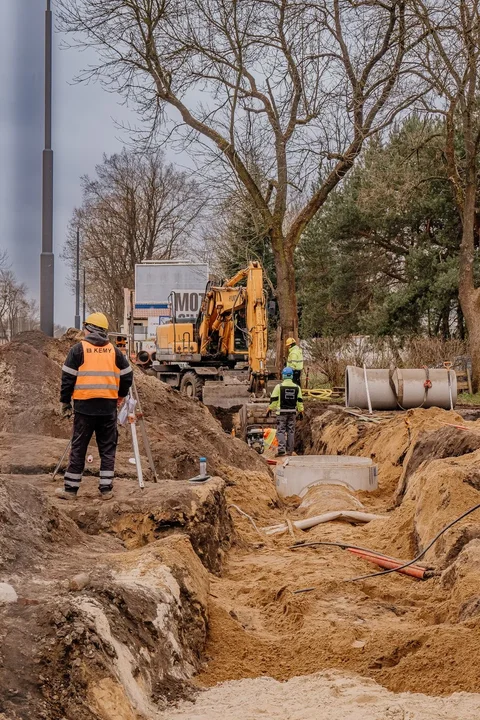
[55,487,77,501]
[275,451,286,458]
[100,490,114,500]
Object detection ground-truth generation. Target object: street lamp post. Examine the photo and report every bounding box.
[74,228,81,329]
[82,267,86,324]
[40,0,54,336]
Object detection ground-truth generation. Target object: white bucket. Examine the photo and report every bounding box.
[275,455,378,498]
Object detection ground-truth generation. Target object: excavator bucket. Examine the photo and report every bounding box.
[201,380,253,409]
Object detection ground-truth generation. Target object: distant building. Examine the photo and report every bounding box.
[123,261,209,352]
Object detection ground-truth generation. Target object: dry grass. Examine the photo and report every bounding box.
[307,335,468,386]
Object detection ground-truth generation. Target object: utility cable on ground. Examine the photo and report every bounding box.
[302,388,333,399]
[289,502,480,582]
[289,540,390,555]
[347,501,480,581]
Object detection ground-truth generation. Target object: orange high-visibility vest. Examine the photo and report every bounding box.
[73,341,120,401]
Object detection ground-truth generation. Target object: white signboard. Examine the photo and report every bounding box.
[172,289,205,320]
[135,263,208,315]
[147,318,161,339]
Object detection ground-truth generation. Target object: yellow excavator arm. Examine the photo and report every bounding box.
[197,262,268,391]
[244,262,267,381]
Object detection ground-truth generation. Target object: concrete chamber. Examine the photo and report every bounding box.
[275,455,378,498]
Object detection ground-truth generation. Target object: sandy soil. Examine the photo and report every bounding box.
[161,671,480,719]
[2,330,480,718]
[188,408,480,701]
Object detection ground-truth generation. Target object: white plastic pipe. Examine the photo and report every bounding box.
[263,510,385,536]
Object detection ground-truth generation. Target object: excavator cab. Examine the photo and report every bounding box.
[233,308,248,353]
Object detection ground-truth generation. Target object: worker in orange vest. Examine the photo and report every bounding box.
[56,312,133,501]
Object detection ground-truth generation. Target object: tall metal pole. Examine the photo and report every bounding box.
[40,0,54,336]
[82,267,86,324]
[74,228,81,328]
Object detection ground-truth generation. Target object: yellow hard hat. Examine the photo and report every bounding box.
[85,312,109,330]
[285,337,296,347]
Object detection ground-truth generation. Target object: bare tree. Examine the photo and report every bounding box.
[62,148,206,329]
[0,255,38,340]
[411,1,480,386]
[58,0,422,341]
[201,157,274,279]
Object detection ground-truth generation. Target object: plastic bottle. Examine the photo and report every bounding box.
[199,457,207,477]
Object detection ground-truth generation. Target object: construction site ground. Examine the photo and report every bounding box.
[2,331,480,718]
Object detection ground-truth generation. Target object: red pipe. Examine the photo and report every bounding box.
[347,548,426,579]
[348,547,423,566]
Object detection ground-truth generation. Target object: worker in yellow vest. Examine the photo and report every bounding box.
[286,337,304,387]
[56,312,133,501]
[267,367,304,456]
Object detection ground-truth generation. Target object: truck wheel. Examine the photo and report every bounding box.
[180,372,204,400]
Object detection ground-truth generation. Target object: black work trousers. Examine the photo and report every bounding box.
[292,369,302,387]
[64,412,118,494]
[276,412,296,455]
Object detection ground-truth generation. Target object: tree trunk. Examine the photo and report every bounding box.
[457,303,465,341]
[458,181,480,391]
[272,240,298,371]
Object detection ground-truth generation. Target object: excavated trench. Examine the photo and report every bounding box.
[3,330,480,718]
[185,406,480,705]
[3,405,480,719]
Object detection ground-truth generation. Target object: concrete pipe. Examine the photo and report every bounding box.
[345,365,457,411]
[136,350,152,367]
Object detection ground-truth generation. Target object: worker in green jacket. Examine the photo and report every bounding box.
[267,367,304,456]
[286,337,304,387]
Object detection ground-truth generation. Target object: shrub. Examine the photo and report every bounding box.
[306,335,468,387]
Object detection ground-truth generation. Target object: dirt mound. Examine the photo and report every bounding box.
[13,327,82,362]
[0,475,82,572]
[440,540,480,622]
[306,406,465,497]
[0,534,209,720]
[0,341,67,438]
[0,331,271,483]
[133,371,269,481]
[403,451,480,566]
[220,466,279,517]
[404,425,480,480]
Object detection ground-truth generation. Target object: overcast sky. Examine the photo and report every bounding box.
[0,0,185,329]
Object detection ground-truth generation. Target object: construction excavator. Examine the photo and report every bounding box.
[151,261,271,409]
